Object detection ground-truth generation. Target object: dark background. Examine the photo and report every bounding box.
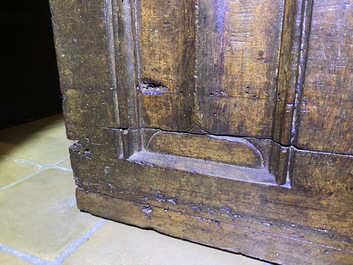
[0,0,62,128]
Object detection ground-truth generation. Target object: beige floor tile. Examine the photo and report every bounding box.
[0,116,74,164]
[0,252,31,265]
[0,168,99,261]
[28,114,67,128]
[0,157,42,188]
[63,221,263,265]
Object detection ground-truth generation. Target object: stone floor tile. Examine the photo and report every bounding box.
[0,116,74,164]
[29,114,67,128]
[0,114,268,265]
[0,157,42,188]
[63,221,263,265]
[0,168,99,261]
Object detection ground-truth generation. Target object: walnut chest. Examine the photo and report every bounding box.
[50,0,353,264]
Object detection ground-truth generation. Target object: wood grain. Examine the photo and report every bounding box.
[50,0,119,129]
[195,0,284,137]
[137,0,285,137]
[138,0,195,131]
[68,127,353,264]
[148,131,263,168]
[50,0,353,264]
[296,0,353,154]
[77,188,353,265]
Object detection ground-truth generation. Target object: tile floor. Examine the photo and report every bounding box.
[0,114,270,265]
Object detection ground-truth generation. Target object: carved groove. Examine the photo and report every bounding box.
[113,0,296,187]
[291,0,314,145]
[103,0,120,125]
[128,151,277,186]
[270,0,314,185]
[272,0,298,145]
[148,131,264,168]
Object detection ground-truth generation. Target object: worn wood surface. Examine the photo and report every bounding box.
[195,0,284,137]
[68,126,353,264]
[296,0,353,153]
[50,0,353,264]
[148,132,263,168]
[138,0,195,130]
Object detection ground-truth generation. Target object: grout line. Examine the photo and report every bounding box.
[0,161,73,192]
[51,157,73,172]
[0,155,70,169]
[0,243,50,265]
[52,157,71,166]
[0,167,49,192]
[51,166,73,172]
[51,219,108,265]
[0,154,72,173]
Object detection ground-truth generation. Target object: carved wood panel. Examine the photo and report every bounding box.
[296,0,353,154]
[133,0,284,137]
[107,0,291,186]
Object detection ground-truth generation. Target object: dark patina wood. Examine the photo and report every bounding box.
[50,0,353,264]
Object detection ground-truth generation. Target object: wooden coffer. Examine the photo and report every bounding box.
[49,0,353,264]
